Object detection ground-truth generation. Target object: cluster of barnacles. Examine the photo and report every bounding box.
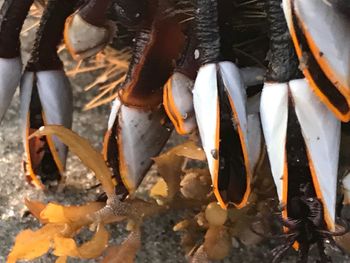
[1,0,350,262]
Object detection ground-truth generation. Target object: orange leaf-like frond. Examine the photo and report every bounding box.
[7,224,66,263]
[40,202,105,225]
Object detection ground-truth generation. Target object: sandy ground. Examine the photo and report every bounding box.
[1,4,350,263]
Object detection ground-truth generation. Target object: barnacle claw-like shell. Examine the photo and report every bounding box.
[163,66,265,137]
[20,70,73,188]
[260,79,340,231]
[64,13,114,60]
[163,72,196,135]
[0,57,22,123]
[283,0,350,121]
[193,61,262,209]
[104,98,171,193]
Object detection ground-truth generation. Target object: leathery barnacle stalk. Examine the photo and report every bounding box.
[20,0,77,188]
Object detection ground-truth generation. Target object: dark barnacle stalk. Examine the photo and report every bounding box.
[0,0,33,58]
[20,0,78,188]
[260,0,343,261]
[265,0,300,83]
[0,0,33,122]
[64,0,115,60]
[192,0,263,209]
[195,0,220,64]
